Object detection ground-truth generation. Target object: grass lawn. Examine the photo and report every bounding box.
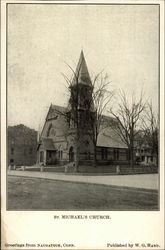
[7,176,158,210]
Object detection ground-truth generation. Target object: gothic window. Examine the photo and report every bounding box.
[10,159,14,163]
[105,148,108,159]
[47,123,52,137]
[101,148,108,160]
[40,151,44,162]
[11,147,14,155]
[47,124,56,137]
[127,150,130,160]
[50,128,56,136]
[58,145,63,160]
[69,146,74,162]
[114,149,119,160]
[101,148,104,159]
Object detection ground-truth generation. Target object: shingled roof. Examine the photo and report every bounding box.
[42,103,127,149]
[97,128,127,148]
[46,104,68,121]
[97,115,128,149]
[72,50,92,86]
[39,138,55,151]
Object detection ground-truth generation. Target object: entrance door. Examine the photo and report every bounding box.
[69,147,74,162]
[46,151,56,165]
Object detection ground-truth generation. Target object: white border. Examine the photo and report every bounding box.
[1,1,164,249]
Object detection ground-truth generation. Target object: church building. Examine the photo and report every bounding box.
[37,51,129,167]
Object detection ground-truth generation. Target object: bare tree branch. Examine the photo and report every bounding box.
[108,89,146,168]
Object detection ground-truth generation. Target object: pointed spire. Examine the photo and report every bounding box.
[72,50,92,86]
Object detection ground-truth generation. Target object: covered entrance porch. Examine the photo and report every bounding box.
[37,138,57,165]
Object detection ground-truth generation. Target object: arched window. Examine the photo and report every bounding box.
[69,146,74,162]
[10,159,14,163]
[113,148,119,160]
[11,147,14,155]
[47,123,52,137]
[102,148,108,160]
[58,145,63,160]
[84,140,90,160]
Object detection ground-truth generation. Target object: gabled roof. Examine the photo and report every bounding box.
[51,104,67,113]
[97,115,128,149]
[72,50,92,86]
[40,103,128,149]
[39,138,55,151]
[40,104,68,138]
[97,128,128,149]
[46,104,67,121]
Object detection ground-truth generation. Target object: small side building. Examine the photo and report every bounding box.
[135,142,157,166]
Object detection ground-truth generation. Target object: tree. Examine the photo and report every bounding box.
[140,102,158,164]
[108,89,146,168]
[89,72,114,166]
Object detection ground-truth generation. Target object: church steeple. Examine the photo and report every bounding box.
[69,50,94,113]
[72,50,92,86]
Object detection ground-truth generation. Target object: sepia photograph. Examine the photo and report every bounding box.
[6,3,159,212]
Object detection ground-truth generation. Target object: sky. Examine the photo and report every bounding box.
[8,4,159,131]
